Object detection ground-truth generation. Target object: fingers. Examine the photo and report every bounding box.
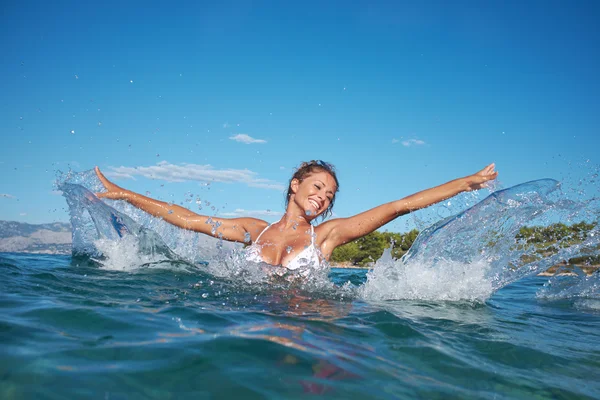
[95,166,106,182]
[95,166,113,189]
[478,163,497,178]
[482,172,498,183]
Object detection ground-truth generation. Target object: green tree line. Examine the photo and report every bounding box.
[330,222,597,267]
[516,221,596,245]
[330,229,419,266]
[516,221,599,266]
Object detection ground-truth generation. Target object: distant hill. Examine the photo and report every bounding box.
[0,220,72,254]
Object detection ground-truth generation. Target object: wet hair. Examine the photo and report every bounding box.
[285,160,340,219]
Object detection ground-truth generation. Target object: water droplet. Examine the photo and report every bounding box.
[286,246,292,254]
[130,80,133,83]
[70,130,75,134]
[202,293,209,298]
[168,210,173,214]
[98,122,102,127]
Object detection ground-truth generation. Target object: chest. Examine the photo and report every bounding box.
[255,227,315,266]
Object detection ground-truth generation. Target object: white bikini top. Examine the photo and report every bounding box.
[245,224,322,270]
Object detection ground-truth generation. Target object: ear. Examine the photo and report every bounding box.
[290,178,300,194]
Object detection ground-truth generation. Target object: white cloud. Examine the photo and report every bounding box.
[220,209,283,218]
[391,138,399,143]
[229,134,267,144]
[402,139,426,147]
[106,162,285,191]
[0,194,16,199]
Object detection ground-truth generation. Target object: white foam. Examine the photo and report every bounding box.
[92,235,172,271]
[360,249,494,302]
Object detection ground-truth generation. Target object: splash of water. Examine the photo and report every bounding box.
[361,179,599,302]
[57,169,334,289]
[58,170,599,302]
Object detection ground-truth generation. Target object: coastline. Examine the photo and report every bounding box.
[330,261,600,276]
[1,251,597,276]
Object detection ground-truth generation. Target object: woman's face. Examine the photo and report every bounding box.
[291,171,337,218]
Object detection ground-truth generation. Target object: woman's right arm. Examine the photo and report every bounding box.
[94,167,268,243]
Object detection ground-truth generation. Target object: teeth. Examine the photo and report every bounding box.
[309,200,319,209]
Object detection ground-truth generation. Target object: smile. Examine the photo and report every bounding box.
[308,199,320,210]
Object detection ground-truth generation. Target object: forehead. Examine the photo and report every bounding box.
[305,171,337,189]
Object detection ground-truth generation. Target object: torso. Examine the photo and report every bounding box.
[245,223,322,269]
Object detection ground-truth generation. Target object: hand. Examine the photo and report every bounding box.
[465,163,498,191]
[95,166,130,200]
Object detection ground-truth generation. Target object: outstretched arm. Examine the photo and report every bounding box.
[319,164,498,257]
[94,167,268,243]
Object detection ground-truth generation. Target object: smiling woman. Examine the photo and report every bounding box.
[94,160,498,269]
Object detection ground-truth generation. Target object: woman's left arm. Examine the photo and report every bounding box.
[319,164,498,257]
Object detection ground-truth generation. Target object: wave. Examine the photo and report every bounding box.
[361,179,599,302]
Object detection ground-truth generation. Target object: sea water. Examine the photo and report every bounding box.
[0,170,599,399]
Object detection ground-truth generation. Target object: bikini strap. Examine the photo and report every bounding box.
[254,224,271,243]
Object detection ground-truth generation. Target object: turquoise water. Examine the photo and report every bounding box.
[1,172,599,398]
[1,253,599,399]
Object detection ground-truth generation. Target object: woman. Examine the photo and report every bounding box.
[95,161,497,268]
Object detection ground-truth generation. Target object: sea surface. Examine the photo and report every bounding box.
[1,253,599,399]
[1,171,599,399]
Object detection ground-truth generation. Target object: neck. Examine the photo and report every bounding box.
[278,204,314,229]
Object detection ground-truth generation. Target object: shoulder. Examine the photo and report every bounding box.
[314,218,347,260]
[314,218,346,244]
[231,217,269,241]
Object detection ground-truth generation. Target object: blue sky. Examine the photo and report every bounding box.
[1,0,599,232]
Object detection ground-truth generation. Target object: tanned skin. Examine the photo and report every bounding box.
[95,164,497,267]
